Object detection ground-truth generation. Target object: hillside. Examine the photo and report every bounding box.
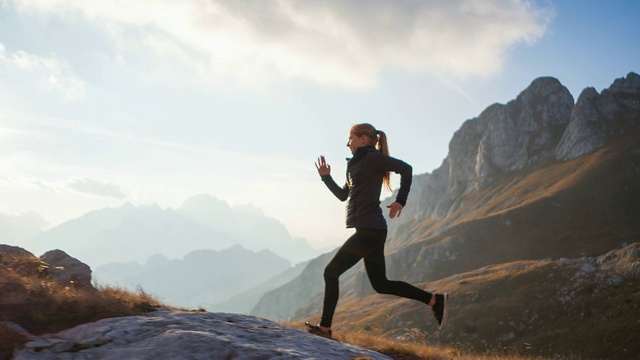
[302,243,640,358]
[252,72,640,358]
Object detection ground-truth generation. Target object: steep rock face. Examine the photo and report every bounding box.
[556,72,640,160]
[477,77,574,176]
[409,77,573,224]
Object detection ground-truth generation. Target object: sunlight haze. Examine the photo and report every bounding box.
[1,0,638,250]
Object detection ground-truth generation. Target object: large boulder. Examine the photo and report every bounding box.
[40,250,93,289]
[15,310,391,359]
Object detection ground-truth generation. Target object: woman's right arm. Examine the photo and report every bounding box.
[315,156,349,201]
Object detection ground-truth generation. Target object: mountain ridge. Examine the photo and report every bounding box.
[24,195,320,267]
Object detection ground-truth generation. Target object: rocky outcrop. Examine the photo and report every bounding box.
[476,77,574,175]
[556,72,640,160]
[15,310,391,360]
[0,245,93,290]
[40,250,93,289]
[388,72,639,239]
[415,76,574,221]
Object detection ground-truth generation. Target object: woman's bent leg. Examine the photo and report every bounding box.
[320,229,380,328]
[364,236,432,304]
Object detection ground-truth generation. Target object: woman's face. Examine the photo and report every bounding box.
[347,131,369,154]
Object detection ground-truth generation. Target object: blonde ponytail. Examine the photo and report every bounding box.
[350,123,392,192]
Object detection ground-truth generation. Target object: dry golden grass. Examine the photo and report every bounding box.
[0,252,172,359]
[337,331,452,359]
[1,272,163,333]
[284,322,542,360]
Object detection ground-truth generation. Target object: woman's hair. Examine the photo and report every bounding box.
[350,123,392,191]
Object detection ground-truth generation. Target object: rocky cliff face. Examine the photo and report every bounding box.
[394,73,640,280]
[556,72,640,160]
[385,72,638,242]
[409,76,574,224]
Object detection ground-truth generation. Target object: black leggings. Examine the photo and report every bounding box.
[320,228,432,328]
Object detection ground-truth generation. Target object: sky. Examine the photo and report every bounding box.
[1,0,638,249]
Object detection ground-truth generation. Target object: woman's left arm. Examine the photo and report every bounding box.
[378,154,412,218]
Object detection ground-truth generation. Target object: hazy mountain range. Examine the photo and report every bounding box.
[6,195,325,311]
[94,245,293,310]
[22,195,321,268]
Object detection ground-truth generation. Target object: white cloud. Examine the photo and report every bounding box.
[0,175,124,199]
[10,0,552,90]
[0,176,54,192]
[67,177,126,199]
[0,43,86,100]
[0,126,27,138]
[29,114,309,172]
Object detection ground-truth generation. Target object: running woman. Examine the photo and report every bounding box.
[307,123,448,338]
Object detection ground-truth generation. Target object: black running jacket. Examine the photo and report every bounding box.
[320,146,412,229]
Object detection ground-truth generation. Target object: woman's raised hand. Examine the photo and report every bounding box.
[315,156,331,176]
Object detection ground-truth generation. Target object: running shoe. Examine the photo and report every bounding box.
[305,322,332,339]
[432,293,449,331]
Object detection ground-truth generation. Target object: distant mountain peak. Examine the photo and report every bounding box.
[556,71,640,161]
[608,71,640,94]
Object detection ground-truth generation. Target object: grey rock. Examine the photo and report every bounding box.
[0,322,38,341]
[408,76,573,224]
[14,310,392,360]
[556,72,640,161]
[476,77,573,178]
[40,250,93,289]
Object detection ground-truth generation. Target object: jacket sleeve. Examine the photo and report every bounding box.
[320,175,349,202]
[377,154,412,206]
